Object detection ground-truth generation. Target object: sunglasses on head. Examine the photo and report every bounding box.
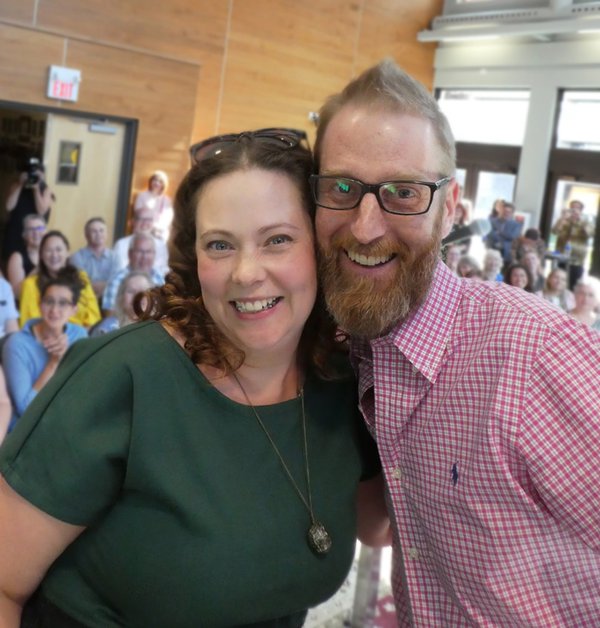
[189,128,308,165]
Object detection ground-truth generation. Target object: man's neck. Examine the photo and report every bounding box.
[88,244,105,256]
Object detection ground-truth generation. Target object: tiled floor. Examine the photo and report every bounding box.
[305,544,395,627]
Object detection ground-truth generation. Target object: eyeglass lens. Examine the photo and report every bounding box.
[312,177,433,214]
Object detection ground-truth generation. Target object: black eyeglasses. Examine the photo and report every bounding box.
[309,174,452,216]
[190,128,308,165]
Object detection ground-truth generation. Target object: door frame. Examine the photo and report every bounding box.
[0,100,137,241]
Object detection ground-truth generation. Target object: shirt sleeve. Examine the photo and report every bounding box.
[2,333,38,416]
[519,319,600,551]
[75,271,101,327]
[19,276,41,327]
[0,337,133,525]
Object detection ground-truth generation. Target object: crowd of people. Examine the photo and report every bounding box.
[445,196,600,330]
[0,58,599,627]
[0,169,175,442]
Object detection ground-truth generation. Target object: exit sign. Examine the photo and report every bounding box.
[47,66,81,102]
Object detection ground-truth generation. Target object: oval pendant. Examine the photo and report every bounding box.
[308,521,332,555]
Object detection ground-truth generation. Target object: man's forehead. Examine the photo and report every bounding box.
[319,105,443,179]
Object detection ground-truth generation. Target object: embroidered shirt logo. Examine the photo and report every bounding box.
[451,462,459,486]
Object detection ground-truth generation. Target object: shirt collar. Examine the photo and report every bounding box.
[353,262,463,383]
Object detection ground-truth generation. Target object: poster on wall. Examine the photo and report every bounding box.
[57,141,81,184]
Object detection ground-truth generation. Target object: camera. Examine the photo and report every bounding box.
[26,157,41,186]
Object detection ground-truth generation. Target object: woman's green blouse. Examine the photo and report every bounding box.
[0,322,378,627]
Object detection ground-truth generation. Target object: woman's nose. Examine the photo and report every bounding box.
[231,252,266,286]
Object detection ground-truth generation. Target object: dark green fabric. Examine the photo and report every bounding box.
[1,321,377,628]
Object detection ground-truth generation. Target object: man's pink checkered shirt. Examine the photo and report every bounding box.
[352,262,600,626]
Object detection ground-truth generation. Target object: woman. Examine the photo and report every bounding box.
[19,230,101,328]
[504,262,534,292]
[2,275,87,419]
[134,170,174,240]
[538,268,575,312]
[0,129,389,627]
[569,277,600,329]
[89,270,154,336]
[6,213,46,299]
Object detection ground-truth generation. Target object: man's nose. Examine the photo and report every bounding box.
[350,193,388,244]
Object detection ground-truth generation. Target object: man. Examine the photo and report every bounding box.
[313,59,600,626]
[6,213,46,298]
[70,217,116,300]
[102,233,164,315]
[112,207,169,276]
[551,199,595,288]
[484,200,522,268]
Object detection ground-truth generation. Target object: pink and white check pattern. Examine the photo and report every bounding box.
[352,262,600,626]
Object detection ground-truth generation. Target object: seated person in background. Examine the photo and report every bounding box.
[133,170,174,242]
[6,214,46,299]
[504,262,535,293]
[521,250,545,292]
[446,197,472,252]
[482,249,504,282]
[3,275,87,419]
[538,268,575,312]
[102,233,164,315]
[0,368,12,445]
[90,271,153,337]
[511,227,546,264]
[0,276,19,341]
[569,276,600,330]
[443,243,463,274]
[70,217,116,301]
[112,208,169,277]
[484,201,523,267]
[456,254,481,279]
[19,231,101,329]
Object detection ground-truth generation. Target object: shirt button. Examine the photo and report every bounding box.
[408,547,419,560]
[410,365,419,375]
[391,467,402,480]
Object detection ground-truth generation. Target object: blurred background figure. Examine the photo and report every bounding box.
[551,200,596,289]
[2,158,53,265]
[489,198,505,219]
[90,270,153,337]
[511,227,546,264]
[484,201,523,269]
[538,268,575,312]
[443,243,463,275]
[456,255,482,279]
[569,276,600,330]
[133,170,174,242]
[112,207,169,277]
[3,275,87,420]
[0,274,19,341]
[19,231,101,329]
[521,250,545,292]
[70,217,116,301]
[6,214,47,299]
[482,249,504,282]
[0,369,12,445]
[446,187,473,252]
[504,263,535,292]
[102,233,164,316]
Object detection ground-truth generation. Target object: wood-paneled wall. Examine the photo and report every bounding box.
[0,0,441,232]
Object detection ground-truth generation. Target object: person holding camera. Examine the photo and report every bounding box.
[2,159,53,264]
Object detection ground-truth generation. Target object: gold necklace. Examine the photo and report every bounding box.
[232,372,332,555]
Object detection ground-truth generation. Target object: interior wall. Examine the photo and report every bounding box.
[0,0,441,232]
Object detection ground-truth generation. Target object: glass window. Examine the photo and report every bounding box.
[438,90,530,146]
[556,91,600,151]
[473,171,516,219]
[442,0,547,14]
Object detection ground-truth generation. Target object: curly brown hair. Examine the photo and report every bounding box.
[136,136,339,377]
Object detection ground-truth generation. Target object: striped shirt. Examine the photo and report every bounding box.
[352,262,600,626]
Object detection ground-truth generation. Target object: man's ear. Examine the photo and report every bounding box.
[440,178,459,240]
